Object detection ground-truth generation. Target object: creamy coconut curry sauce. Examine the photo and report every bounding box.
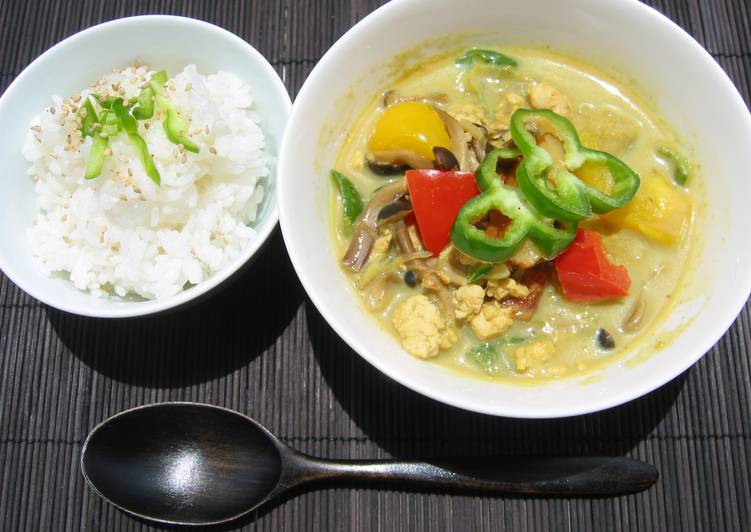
[330,47,697,382]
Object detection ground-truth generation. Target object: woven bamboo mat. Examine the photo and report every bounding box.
[0,1,749,530]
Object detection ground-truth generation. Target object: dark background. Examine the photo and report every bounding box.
[1,1,750,530]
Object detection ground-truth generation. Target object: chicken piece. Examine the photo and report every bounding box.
[486,262,511,280]
[487,278,529,301]
[513,339,556,372]
[470,301,514,340]
[440,328,459,350]
[447,103,486,126]
[454,284,485,320]
[392,295,448,359]
[527,82,572,117]
[490,92,526,130]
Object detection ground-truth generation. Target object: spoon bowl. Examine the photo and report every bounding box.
[82,402,659,526]
[81,403,284,525]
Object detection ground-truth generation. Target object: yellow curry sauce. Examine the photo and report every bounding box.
[330,47,698,383]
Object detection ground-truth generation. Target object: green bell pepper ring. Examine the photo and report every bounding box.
[456,49,518,69]
[451,149,577,263]
[149,71,200,154]
[510,108,640,221]
[112,98,161,185]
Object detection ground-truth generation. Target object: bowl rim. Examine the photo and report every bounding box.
[278,0,751,417]
[0,14,291,318]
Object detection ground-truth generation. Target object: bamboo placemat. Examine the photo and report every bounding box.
[0,1,749,530]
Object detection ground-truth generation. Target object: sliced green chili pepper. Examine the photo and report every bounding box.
[112,98,161,185]
[466,263,493,283]
[331,170,363,225]
[456,49,517,69]
[98,110,121,138]
[657,147,690,185]
[510,108,640,221]
[451,149,577,263]
[151,70,168,85]
[84,136,109,180]
[78,96,99,137]
[149,70,200,153]
[131,86,155,120]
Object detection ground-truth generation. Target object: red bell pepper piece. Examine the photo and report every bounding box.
[406,169,479,255]
[554,229,630,301]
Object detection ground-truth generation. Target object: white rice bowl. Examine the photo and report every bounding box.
[23,64,268,300]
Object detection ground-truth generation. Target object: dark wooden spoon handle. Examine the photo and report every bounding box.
[290,455,657,496]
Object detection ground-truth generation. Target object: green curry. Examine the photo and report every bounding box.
[330,47,698,382]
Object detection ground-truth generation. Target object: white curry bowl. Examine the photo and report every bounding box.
[278,0,751,417]
[0,16,290,317]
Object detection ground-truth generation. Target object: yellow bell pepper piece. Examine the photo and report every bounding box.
[600,173,692,244]
[368,101,452,161]
[575,161,614,195]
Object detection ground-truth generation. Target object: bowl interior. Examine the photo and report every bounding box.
[279,0,751,417]
[0,15,290,317]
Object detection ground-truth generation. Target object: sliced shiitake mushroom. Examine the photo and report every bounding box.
[367,158,411,176]
[342,179,407,271]
[368,150,434,171]
[377,198,413,224]
[432,146,460,171]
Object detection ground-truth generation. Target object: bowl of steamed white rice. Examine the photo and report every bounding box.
[0,16,290,317]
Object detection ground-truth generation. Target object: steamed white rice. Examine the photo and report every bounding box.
[23,64,268,300]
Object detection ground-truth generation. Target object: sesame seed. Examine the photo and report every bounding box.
[111,82,121,91]
[133,59,142,68]
[144,122,150,130]
[104,148,112,156]
[30,125,41,132]
[178,144,185,153]
[185,83,192,91]
[62,236,72,244]
[63,202,70,208]
[127,168,133,177]
[49,107,56,115]
[66,134,72,145]
[204,125,210,135]
[32,175,39,182]
[209,146,217,155]
[71,94,81,103]
[35,135,42,144]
